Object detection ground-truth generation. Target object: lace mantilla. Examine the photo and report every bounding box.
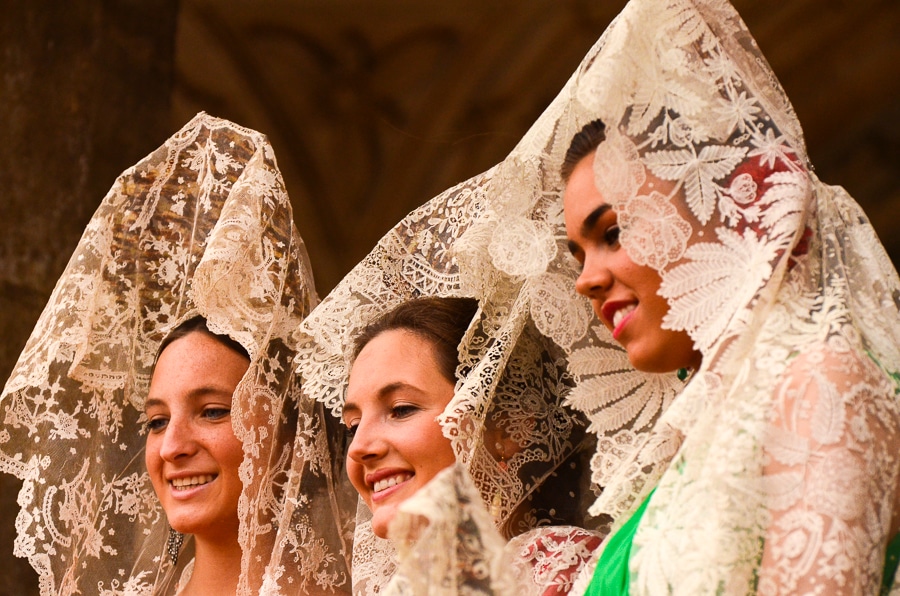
[462,0,900,592]
[0,113,351,595]
[297,0,900,592]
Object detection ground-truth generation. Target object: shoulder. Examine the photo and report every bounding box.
[767,337,900,451]
[777,339,898,413]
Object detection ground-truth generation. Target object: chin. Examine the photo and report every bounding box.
[369,504,397,539]
[626,350,679,374]
[371,518,391,539]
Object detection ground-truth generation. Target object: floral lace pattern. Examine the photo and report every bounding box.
[515,0,898,592]
[293,150,600,590]
[382,465,604,596]
[0,113,351,595]
[324,0,900,592]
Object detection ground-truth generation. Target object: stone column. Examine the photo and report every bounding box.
[0,2,178,592]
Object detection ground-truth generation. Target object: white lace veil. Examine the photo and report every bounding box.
[0,113,351,595]
[298,0,900,592]
[460,0,900,592]
[290,112,603,596]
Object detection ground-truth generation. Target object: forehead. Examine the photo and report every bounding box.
[563,155,606,226]
[345,329,446,405]
[147,331,248,404]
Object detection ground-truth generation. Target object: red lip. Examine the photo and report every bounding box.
[600,300,631,327]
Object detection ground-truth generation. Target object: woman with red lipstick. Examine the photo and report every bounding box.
[291,0,899,592]
[0,115,349,595]
[546,0,900,593]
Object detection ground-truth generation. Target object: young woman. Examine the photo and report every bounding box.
[0,114,345,595]
[144,316,250,594]
[322,296,601,595]
[342,297,476,540]
[554,1,900,592]
[294,1,898,593]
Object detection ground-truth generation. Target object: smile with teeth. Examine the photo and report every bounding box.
[170,475,215,490]
[373,473,412,493]
[612,304,636,329]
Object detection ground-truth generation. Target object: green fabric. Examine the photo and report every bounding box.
[882,532,900,596]
[584,491,654,596]
[583,491,899,595]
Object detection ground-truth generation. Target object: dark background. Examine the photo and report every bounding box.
[1,0,898,592]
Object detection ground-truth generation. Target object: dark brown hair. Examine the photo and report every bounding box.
[560,119,607,182]
[155,315,250,367]
[351,297,479,384]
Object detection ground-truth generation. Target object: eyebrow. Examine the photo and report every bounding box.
[567,203,612,255]
[143,386,235,412]
[581,204,612,236]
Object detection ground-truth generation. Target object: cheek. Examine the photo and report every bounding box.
[144,437,165,496]
[220,435,245,475]
[144,436,158,469]
[413,422,456,476]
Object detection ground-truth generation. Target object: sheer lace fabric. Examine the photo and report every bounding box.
[459,0,900,592]
[293,233,601,594]
[293,0,900,592]
[292,135,601,594]
[0,113,351,595]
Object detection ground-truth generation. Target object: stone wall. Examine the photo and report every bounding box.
[0,2,178,592]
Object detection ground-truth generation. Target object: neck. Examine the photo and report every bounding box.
[179,534,242,596]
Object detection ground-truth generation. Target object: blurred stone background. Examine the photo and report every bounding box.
[1,0,898,592]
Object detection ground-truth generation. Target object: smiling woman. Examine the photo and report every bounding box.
[343,298,476,539]
[0,114,346,595]
[298,282,602,595]
[144,317,250,594]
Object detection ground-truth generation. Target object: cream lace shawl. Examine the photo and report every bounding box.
[0,113,352,595]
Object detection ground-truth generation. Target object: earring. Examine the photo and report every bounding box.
[494,441,508,472]
[167,527,184,565]
[677,368,694,382]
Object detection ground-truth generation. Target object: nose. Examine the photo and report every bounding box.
[158,415,198,462]
[346,417,387,464]
[574,252,612,299]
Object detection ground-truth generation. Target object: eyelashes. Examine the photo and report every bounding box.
[143,407,231,434]
[604,225,621,246]
[342,404,422,440]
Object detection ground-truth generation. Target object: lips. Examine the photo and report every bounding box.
[601,300,637,339]
[372,473,412,493]
[612,304,636,331]
[170,474,216,490]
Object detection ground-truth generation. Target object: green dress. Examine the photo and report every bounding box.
[584,491,900,595]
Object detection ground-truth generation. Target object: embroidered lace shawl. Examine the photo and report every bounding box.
[292,211,602,594]
[463,0,900,592]
[290,98,603,596]
[0,113,351,595]
[298,0,900,593]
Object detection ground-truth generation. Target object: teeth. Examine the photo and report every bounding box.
[612,304,636,329]
[171,475,215,489]
[373,474,412,493]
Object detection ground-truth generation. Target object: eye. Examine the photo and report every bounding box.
[566,249,585,272]
[345,424,358,439]
[145,417,168,433]
[391,404,419,419]
[603,224,620,246]
[202,407,230,421]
